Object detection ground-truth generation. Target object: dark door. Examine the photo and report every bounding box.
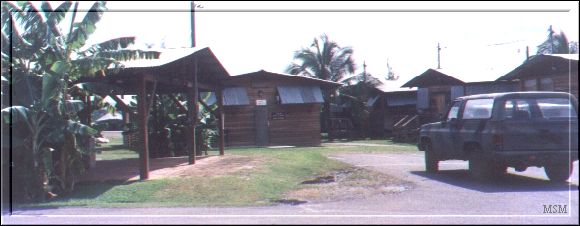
[255,106,269,146]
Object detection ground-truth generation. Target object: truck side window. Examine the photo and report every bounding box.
[504,99,532,119]
[446,101,461,120]
[463,99,493,119]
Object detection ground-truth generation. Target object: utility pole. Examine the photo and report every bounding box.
[362,61,367,82]
[526,46,529,61]
[548,25,554,54]
[190,1,196,48]
[437,43,441,69]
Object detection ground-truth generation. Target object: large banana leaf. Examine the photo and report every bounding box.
[65,119,97,137]
[81,37,136,55]
[1,106,30,125]
[40,72,63,113]
[96,49,161,61]
[66,1,106,51]
[71,57,119,77]
[41,1,73,37]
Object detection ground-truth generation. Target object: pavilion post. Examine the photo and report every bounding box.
[137,76,149,180]
[216,86,225,155]
[187,57,199,164]
[85,95,92,126]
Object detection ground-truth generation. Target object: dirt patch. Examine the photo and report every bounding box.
[80,154,268,183]
[285,167,414,203]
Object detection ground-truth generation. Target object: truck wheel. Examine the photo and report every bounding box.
[544,162,572,183]
[423,142,439,173]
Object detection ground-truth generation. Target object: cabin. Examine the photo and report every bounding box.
[367,82,417,138]
[496,54,579,99]
[220,70,341,147]
[401,68,465,117]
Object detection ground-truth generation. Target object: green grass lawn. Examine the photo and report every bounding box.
[20,139,417,208]
[95,137,138,161]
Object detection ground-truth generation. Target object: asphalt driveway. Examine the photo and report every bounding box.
[3,151,579,225]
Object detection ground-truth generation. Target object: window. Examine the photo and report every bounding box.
[539,78,554,91]
[462,99,493,119]
[537,98,577,118]
[524,79,538,91]
[446,101,461,120]
[503,99,532,119]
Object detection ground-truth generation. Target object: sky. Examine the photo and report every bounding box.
[60,1,580,90]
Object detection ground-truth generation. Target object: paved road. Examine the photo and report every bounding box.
[3,152,578,225]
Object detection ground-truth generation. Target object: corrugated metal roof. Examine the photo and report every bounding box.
[119,48,200,68]
[496,54,579,81]
[277,86,324,104]
[230,70,342,87]
[222,87,250,106]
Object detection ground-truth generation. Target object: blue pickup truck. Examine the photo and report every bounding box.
[418,92,578,182]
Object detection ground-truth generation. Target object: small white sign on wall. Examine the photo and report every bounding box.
[256,99,267,106]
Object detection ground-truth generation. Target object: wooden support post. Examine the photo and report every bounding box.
[216,87,225,155]
[187,58,199,164]
[85,95,92,126]
[138,77,149,180]
[378,95,385,138]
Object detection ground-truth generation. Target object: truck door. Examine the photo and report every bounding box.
[435,101,462,156]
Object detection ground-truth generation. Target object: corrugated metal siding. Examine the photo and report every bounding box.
[277,86,323,104]
[222,87,250,106]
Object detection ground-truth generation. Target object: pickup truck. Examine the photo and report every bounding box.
[418,92,578,182]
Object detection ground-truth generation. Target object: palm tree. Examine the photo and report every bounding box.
[286,34,356,131]
[536,25,572,54]
[1,1,159,201]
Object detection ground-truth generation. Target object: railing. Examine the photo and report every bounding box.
[392,114,420,142]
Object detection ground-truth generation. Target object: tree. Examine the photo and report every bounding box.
[1,1,159,202]
[337,62,381,138]
[286,34,356,132]
[385,59,398,81]
[536,25,574,54]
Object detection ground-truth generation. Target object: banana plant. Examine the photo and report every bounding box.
[1,1,159,201]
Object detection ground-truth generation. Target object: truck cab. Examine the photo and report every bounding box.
[418,92,578,182]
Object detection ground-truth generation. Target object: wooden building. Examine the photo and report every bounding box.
[368,82,417,138]
[401,69,465,116]
[220,70,341,147]
[75,47,229,180]
[496,54,579,99]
